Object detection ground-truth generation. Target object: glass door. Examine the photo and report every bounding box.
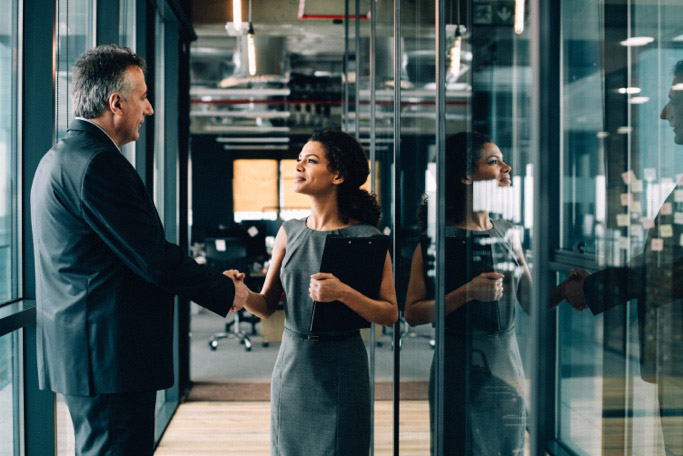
[555,0,683,454]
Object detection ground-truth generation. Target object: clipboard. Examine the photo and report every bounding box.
[421,234,504,332]
[309,235,390,332]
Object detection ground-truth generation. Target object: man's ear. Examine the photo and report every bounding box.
[109,93,123,116]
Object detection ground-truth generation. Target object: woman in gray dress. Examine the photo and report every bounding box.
[238,130,398,456]
[404,132,569,455]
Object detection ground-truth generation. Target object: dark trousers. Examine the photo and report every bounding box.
[63,391,156,456]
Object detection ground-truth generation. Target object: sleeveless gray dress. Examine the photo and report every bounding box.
[271,218,381,456]
[427,219,527,455]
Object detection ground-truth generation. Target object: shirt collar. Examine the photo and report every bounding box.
[75,117,121,152]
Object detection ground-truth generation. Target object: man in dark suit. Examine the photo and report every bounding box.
[565,60,683,455]
[30,45,247,455]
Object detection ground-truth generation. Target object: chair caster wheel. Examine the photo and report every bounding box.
[209,340,218,351]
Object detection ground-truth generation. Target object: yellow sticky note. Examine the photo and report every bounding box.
[630,201,642,213]
[632,180,644,193]
[675,190,683,202]
[675,212,683,225]
[642,218,655,229]
[622,170,637,184]
[617,214,630,227]
[661,203,673,215]
[660,224,673,238]
[618,237,630,250]
[621,193,632,206]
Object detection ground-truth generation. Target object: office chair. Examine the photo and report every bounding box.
[204,237,254,352]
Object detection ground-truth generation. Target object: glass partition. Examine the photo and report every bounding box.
[557,0,683,454]
[0,331,21,456]
[54,0,95,141]
[0,0,19,306]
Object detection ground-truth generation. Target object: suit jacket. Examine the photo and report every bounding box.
[30,119,234,395]
[585,188,683,383]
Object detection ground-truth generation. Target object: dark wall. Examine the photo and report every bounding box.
[190,135,234,239]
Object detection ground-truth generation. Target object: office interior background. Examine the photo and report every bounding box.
[1,0,683,454]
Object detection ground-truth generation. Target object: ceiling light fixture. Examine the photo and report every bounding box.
[514,0,525,35]
[232,0,242,32]
[449,1,463,79]
[247,0,256,76]
[617,87,641,95]
[629,96,650,104]
[620,36,654,47]
[449,26,462,79]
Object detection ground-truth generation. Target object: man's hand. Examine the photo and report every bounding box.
[223,269,248,312]
[309,273,349,303]
[564,269,589,311]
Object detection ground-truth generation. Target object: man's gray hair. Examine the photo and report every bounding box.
[71,45,146,119]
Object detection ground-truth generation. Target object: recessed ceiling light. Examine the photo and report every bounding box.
[617,87,642,94]
[673,34,683,42]
[629,96,649,104]
[620,36,655,47]
[617,126,633,134]
[673,83,683,91]
[596,131,609,139]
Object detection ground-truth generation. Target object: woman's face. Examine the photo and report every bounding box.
[467,142,511,186]
[294,141,343,195]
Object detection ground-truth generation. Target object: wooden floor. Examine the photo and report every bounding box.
[155,400,431,456]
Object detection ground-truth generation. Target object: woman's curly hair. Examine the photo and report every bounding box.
[417,131,493,231]
[309,130,381,227]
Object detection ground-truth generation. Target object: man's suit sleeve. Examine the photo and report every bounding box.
[585,256,645,315]
[81,150,234,317]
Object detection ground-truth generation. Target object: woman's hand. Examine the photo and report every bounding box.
[223,269,247,312]
[464,272,504,302]
[309,273,349,303]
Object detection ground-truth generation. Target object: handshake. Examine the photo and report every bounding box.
[223,269,249,313]
[551,269,590,311]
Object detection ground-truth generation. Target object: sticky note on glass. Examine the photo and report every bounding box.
[621,193,632,206]
[644,168,657,181]
[630,225,643,238]
[630,201,642,213]
[631,180,644,193]
[675,212,683,225]
[680,234,683,247]
[215,239,227,251]
[661,202,673,215]
[660,224,674,238]
[617,214,630,227]
[642,218,655,229]
[618,237,630,250]
[622,170,637,185]
[651,238,664,251]
[675,190,683,202]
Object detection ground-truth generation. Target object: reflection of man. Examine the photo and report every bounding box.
[30,45,246,456]
[566,60,683,455]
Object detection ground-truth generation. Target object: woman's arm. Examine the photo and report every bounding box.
[242,226,286,319]
[309,252,399,327]
[509,230,533,314]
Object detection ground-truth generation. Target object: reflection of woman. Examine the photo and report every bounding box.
[405,132,564,455]
[239,130,398,455]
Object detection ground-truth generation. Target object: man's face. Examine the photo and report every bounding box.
[660,75,683,145]
[117,66,154,145]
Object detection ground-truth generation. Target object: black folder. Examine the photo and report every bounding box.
[421,234,505,332]
[309,235,390,332]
